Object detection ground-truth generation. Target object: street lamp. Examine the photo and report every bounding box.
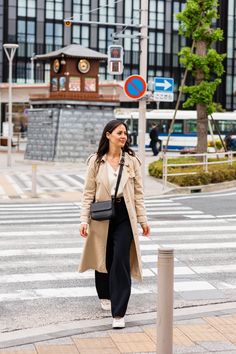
[3,43,19,167]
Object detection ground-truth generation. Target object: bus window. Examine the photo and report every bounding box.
[173,121,183,133]
[186,120,197,133]
[217,121,236,134]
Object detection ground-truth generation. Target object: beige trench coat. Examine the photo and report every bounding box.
[78,152,148,281]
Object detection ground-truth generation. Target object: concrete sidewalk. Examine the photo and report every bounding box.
[1,150,236,201]
[2,303,236,353]
[0,151,174,201]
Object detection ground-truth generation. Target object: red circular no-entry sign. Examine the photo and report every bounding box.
[124,75,147,99]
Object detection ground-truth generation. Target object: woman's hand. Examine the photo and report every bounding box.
[141,223,150,237]
[80,223,88,238]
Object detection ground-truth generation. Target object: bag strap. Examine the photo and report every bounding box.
[113,151,125,200]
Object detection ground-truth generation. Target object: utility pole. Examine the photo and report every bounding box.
[138,0,148,183]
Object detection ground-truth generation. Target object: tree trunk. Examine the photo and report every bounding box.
[195,40,208,153]
[196,103,208,153]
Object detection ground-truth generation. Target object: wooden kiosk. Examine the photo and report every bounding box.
[32,44,115,102]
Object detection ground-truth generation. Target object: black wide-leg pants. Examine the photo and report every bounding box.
[95,198,133,318]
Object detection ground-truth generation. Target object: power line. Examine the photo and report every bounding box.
[67,0,140,24]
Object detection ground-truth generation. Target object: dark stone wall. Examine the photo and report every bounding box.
[25,104,116,161]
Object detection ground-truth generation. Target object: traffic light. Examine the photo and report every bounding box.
[108,45,123,75]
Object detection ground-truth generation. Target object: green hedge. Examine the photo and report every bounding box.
[148,157,236,186]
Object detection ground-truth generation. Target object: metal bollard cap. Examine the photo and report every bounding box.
[158,248,174,256]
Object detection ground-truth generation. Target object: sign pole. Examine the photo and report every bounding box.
[138,0,148,184]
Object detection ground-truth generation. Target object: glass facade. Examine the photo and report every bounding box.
[1,0,235,110]
[16,0,36,83]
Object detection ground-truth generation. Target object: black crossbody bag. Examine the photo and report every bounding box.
[90,152,125,221]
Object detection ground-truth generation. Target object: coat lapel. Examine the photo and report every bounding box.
[97,159,111,196]
[122,161,130,188]
[122,153,134,188]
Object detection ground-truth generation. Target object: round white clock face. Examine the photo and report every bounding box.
[78,59,90,73]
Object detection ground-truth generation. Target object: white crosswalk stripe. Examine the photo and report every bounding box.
[0,197,235,330]
[0,173,86,199]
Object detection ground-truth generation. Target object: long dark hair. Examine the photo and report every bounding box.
[96,120,135,163]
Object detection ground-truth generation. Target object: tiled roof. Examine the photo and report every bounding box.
[35,44,108,60]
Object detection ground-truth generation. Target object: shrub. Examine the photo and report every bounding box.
[208,140,223,149]
[149,157,236,186]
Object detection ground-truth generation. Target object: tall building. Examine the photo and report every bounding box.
[0,0,235,110]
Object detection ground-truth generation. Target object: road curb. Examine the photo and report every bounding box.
[1,301,236,349]
[164,180,236,195]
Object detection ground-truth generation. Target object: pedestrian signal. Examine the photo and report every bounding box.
[108,45,123,75]
[64,20,72,27]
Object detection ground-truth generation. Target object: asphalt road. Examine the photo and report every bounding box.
[171,189,236,217]
[1,189,236,333]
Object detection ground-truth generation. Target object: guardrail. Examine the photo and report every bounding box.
[163,151,236,188]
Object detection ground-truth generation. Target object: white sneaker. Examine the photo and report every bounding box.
[112,317,125,329]
[100,299,111,311]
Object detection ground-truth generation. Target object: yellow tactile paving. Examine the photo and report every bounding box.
[143,327,156,341]
[204,316,236,343]
[110,332,151,343]
[177,323,227,342]
[207,324,236,343]
[0,175,18,197]
[205,315,236,326]
[143,326,194,346]
[173,327,195,346]
[115,340,155,353]
[0,350,37,354]
[73,337,116,350]
[78,349,120,354]
[35,344,80,354]
[109,332,155,353]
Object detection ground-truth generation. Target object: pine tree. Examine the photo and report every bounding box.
[176,0,226,153]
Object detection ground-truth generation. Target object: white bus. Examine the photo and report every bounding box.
[115,109,236,149]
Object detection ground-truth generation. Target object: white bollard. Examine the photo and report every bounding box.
[31,164,37,198]
[157,248,174,354]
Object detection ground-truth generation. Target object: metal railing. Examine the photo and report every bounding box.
[163,151,236,188]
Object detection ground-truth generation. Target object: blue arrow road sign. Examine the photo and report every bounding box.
[154,77,174,92]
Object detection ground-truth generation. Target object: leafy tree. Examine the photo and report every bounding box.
[176,0,226,153]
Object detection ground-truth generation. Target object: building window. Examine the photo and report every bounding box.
[45,0,63,20]
[99,66,106,80]
[173,2,180,31]
[17,20,35,58]
[124,0,140,25]
[45,22,63,52]
[149,0,157,28]
[99,0,115,23]
[148,31,163,66]
[98,27,114,51]
[157,0,164,30]
[73,0,90,21]
[73,25,89,47]
[18,0,36,17]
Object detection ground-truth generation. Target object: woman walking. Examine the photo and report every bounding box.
[79,120,150,329]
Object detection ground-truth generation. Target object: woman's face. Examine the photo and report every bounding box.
[106,124,127,149]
